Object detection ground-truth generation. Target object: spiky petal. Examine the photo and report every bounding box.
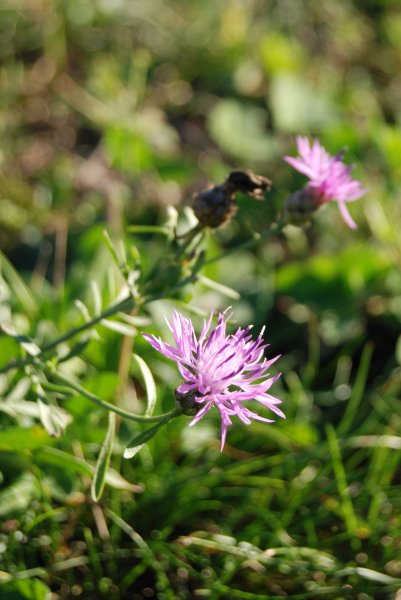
[143,310,284,450]
[284,136,366,229]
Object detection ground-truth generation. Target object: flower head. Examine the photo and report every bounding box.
[284,136,366,229]
[143,309,284,450]
[193,170,271,228]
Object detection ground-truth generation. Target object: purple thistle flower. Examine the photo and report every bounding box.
[143,309,284,450]
[284,136,367,229]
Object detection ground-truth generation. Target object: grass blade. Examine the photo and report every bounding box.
[326,424,359,547]
[132,353,157,416]
[91,411,116,501]
[0,250,37,314]
[337,343,373,437]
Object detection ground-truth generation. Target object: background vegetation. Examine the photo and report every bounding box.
[1,0,401,598]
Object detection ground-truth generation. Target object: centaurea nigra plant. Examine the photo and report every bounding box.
[0,139,367,498]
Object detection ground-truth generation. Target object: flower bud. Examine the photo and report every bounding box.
[192,170,272,228]
[175,389,201,416]
[192,184,236,228]
[284,188,318,225]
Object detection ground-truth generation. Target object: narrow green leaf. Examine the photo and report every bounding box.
[36,446,141,492]
[119,313,151,327]
[101,319,137,336]
[127,225,171,236]
[74,299,92,321]
[1,323,41,357]
[183,205,199,228]
[5,377,31,402]
[36,446,93,477]
[35,446,93,477]
[0,399,42,419]
[347,435,401,450]
[197,274,240,300]
[102,229,121,266]
[58,338,90,363]
[336,566,401,585]
[104,467,144,493]
[326,424,359,544]
[38,400,73,437]
[165,205,179,238]
[106,508,148,549]
[132,353,157,416]
[90,280,102,314]
[337,343,373,437]
[166,300,208,318]
[122,406,182,459]
[355,566,401,584]
[0,578,51,599]
[91,411,116,502]
[123,421,164,459]
[0,250,37,314]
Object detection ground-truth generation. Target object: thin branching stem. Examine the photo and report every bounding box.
[204,219,285,265]
[47,369,183,424]
[0,295,135,375]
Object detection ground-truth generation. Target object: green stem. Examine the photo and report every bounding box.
[173,223,203,259]
[205,219,285,265]
[0,295,135,375]
[47,369,182,424]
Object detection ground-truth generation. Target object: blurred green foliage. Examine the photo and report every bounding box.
[1,0,401,599]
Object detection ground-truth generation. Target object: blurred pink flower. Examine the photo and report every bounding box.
[284,136,366,229]
[143,309,284,450]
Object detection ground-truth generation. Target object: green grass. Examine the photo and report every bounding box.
[1,1,401,598]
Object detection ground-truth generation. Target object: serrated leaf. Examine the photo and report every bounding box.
[132,353,157,417]
[91,412,116,502]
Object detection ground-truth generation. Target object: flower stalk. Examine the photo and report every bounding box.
[44,367,183,424]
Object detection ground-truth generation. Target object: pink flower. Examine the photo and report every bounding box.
[143,310,284,450]
[284,136,366,229]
